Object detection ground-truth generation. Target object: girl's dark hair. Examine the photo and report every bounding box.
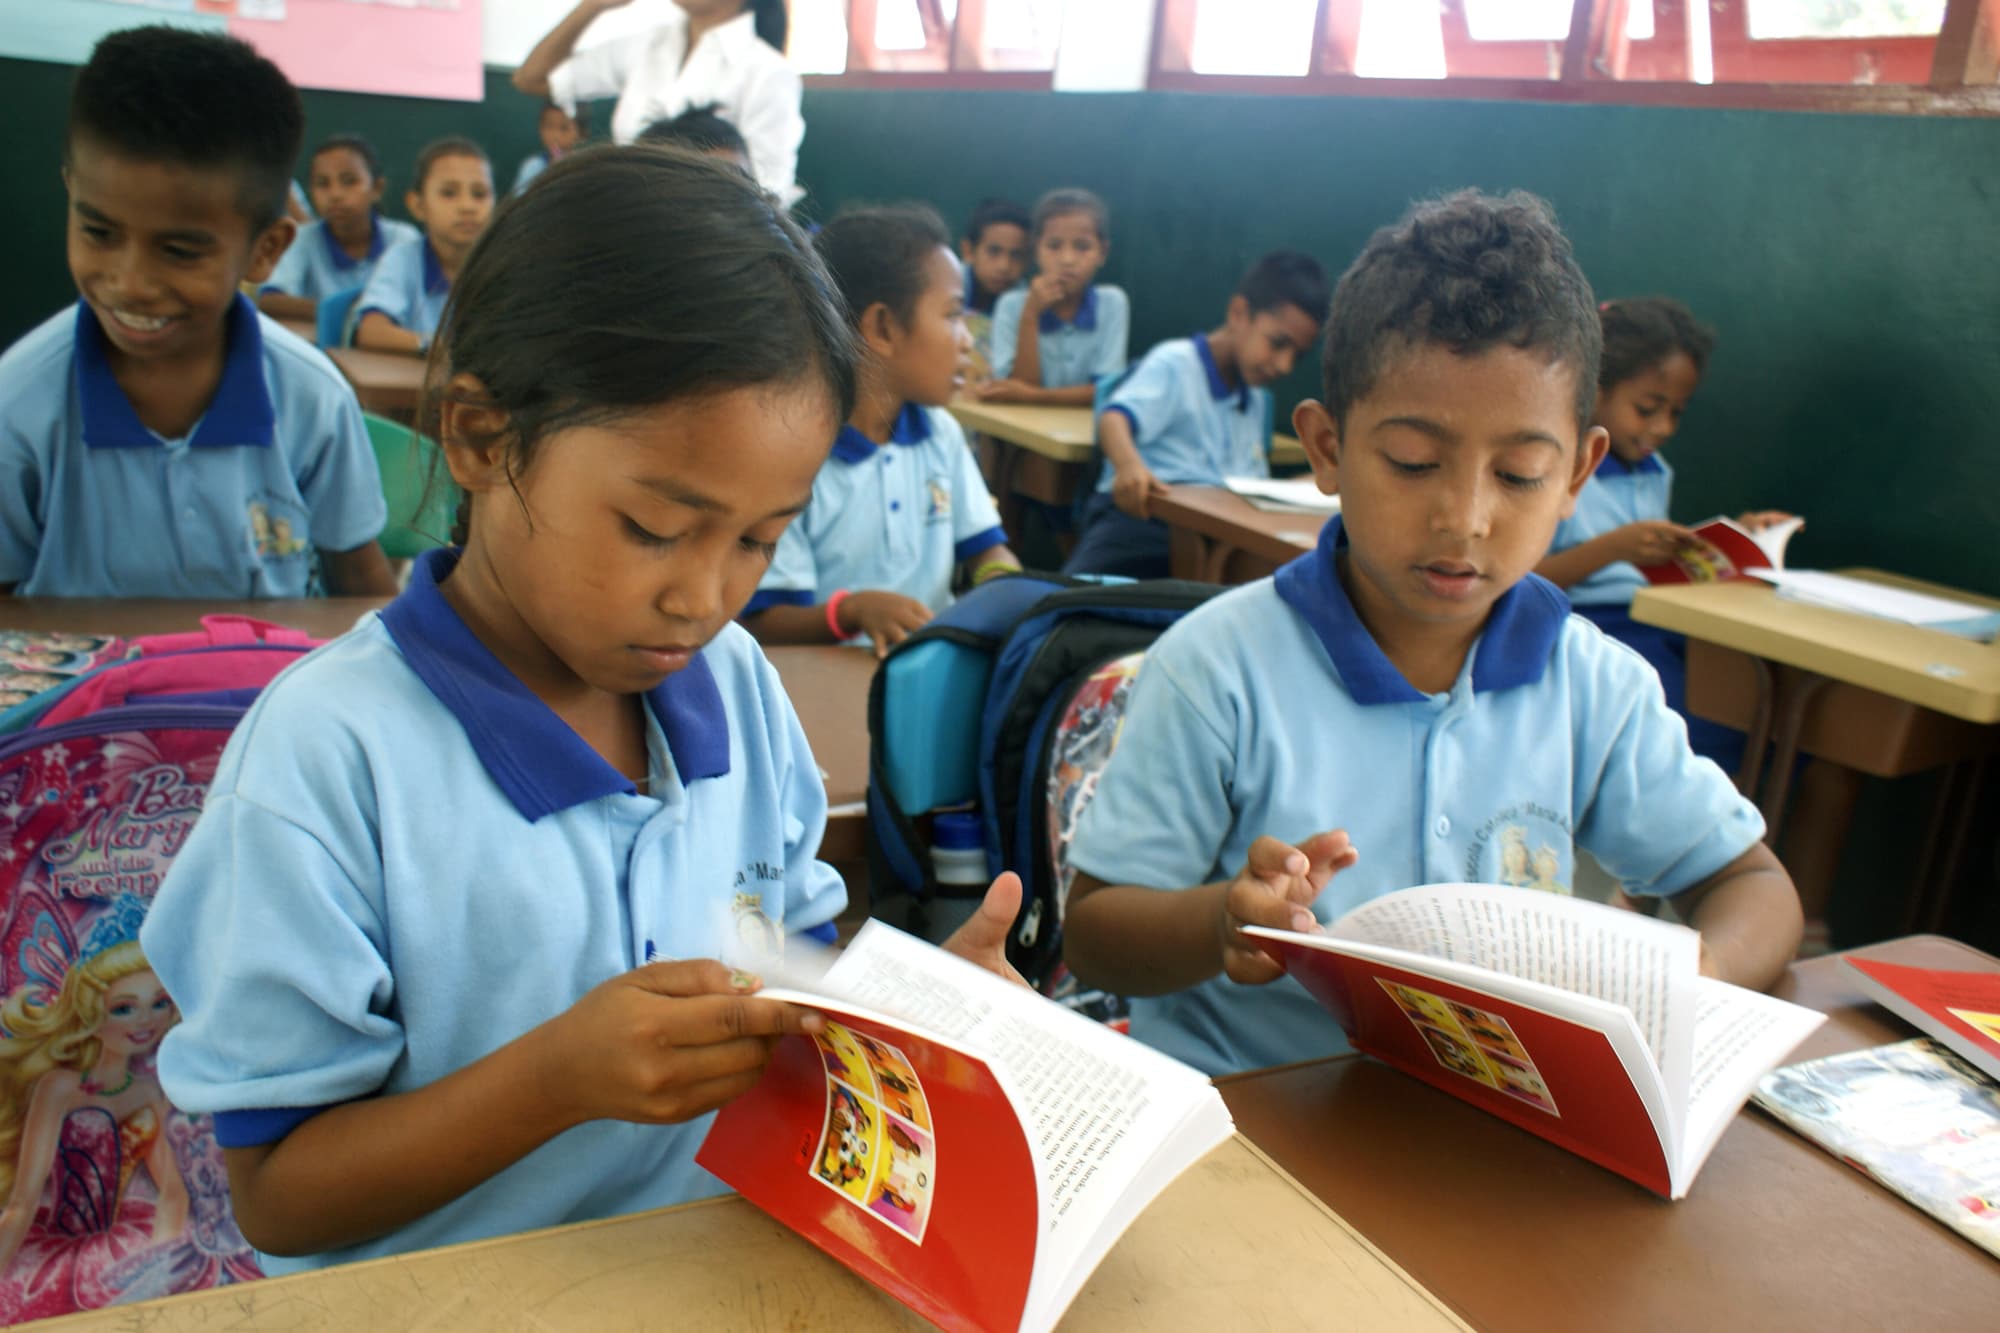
[413,136,489,192]
[750,0,788,52]
[311,133,382,182]
[815,204,953,329]
[1032,187,1109,244]
[637,104,749,159]
[422,145,856,541]
[1598,297,1716,389]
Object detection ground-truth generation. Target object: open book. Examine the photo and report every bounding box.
[1638,514,1802,585]
[1223,475,1342,514]
[1245,883,1824,1198]
[1744,569,2000,642]
[698,922,1233,1333]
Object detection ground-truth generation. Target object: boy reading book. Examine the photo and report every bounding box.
[1059,191,1804,1077]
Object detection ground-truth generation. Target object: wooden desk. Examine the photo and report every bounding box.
[27,1135,1466,1333]
[329,346,426,420]
[1151,485,1327,584]
[1632,572,2000,930]
[1219,936,2000,1333]
[0,603,873,866]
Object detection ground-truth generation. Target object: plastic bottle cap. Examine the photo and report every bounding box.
[933,811,983,850]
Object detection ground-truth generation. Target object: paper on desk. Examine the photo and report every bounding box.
[1224,476,1341,514]
[1748,570,2000,642]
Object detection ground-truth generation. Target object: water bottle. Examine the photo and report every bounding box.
[927,811,988,941]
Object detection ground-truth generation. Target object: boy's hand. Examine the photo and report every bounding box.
[1111,461,1170,520]
[1602,520,1700,567]
[971,378,1036,404]
[1218,831,1358,985]
[533,961,822,1128]
[1736,510,1796,532]
[839,591,933,657]
[1024,272,1068,315]
[941,872,1029,987]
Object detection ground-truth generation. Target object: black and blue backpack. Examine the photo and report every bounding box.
[865,573,1219,994]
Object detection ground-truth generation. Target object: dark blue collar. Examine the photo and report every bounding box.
[379,548,731,822]
[965,267,996,316]
[321,212,388,273]
[75,294,274,450]
[421,240,449,295]
[828,402,931,464]
[1036,284,1098,334]
[1272,516,1568,705]
[1594,450,1665,478]
[1192,332,1250,412]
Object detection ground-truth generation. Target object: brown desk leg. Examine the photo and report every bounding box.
[989,439,1026,543]
[1168,527,1208,581]
[1907,754,1989,934]
[1777,759,1865,942]
[1758,668,1831,844]
[1735,656,1777,800]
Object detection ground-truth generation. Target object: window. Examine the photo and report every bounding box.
[799,0,1067,84]
[1715,0,1948,83]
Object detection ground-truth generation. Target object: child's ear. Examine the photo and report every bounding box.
[367,176,386,205]
[1563,426,1610,516]
[1225,294,1250,330]
[405,188,422,221]
[241,217,297,286]
[1292,399,1341,497]
[858,300,901,359]
[437,373,515,495]
[958,238,975,264]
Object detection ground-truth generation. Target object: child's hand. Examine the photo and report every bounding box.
[940,871,1029,987]
[971,378,1036,404]
[1603,520,1700,567]
[1217,831,1358,985]
[533,960,823,1127]
[1024,272,1068,314]
[840,590,934,657]
[1111,461,1170,520]
[1736,510,1796,532]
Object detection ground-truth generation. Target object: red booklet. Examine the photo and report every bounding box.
[1247,884,1824,1198]
[1847,957,2000,1084]
[698,923,1232,1333]
[1639,515,1802,585]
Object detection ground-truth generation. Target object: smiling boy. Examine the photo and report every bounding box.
[0,27,394,599]
[1059,191,1802,1076]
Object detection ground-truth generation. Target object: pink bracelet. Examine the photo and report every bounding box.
[825,588,856,641]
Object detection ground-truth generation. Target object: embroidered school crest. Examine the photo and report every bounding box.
[925,478,951,522]
[245,499,308,560]
[1465,806,1573,895]
[731,890,784,960]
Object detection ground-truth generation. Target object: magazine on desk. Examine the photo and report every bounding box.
[697,922,1232,1333]
[1245,883,1824,1199]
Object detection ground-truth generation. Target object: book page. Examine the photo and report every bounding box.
[1677,978,1825,1188]
[1223,475,1342,514]
[1329,883,1698,1076]
[1749,569,2000,640]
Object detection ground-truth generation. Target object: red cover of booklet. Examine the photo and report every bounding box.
[1846,957,2000,1084]
[1639,515,1802,585]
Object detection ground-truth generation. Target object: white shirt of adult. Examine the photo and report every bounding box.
[550,8,804,204]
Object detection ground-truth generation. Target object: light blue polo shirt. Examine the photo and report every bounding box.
[0,296,387,597]
[1097,333,1270,492]
[141,547,846,1275]
[1065,517,1763,1076]
[989,284,1129,387]
[355,235,451,342]
[745,403,1006,617]
[262,214,422,303]
[1549,453,1675,607]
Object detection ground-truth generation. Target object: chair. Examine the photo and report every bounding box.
[316,287,364,350]
[363,412,454,560]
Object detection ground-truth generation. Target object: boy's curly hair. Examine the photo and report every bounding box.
[1321,189,1600,433]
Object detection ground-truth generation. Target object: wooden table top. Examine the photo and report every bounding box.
[948,400,1305,468]
[25,1135,1466,1333]
[1219,936,2000,1333]
[329,346,426,416]
[1150,485,1329,566]
[1632,570,2000,724]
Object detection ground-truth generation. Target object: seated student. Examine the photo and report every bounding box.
[637,104,751,173]
[140,148,1023,1273]
[354,138,495,354]
[741,205,1019,656]
[957,197,1029,385]
[1537,297,1791,772]
[0,27,395,599]
[1059,191,1804,1077]
[1065,251,1330,579]
[511,101,583,197]
[976,188,1128,406]
[257,134,420,323]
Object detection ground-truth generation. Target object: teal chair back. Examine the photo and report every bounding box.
[363,412,454,560]
[317,287,363,349]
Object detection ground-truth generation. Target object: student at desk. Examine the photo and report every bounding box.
[0,28,394,598]
[975,189,1128,407]
[141,150,1022,1274]
[1059,191,1803,1076]
[353,139,494,355]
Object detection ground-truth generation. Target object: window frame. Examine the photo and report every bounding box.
[802,0,1061,90]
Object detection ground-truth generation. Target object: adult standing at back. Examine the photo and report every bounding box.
[513,0,803,203]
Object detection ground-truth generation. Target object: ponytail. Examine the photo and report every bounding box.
[750,0,787,52]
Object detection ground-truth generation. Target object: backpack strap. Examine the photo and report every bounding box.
[137,615,315,655]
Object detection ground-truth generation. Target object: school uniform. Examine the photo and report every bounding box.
[744,403,1006,622]
[354,236,451,345]
[1548,454,1741,768]
[0,296,387,597]
[141,547,846,1274]
[989,284,1129,388]
[964,271,1020,387]
[1065,517,1763,1077]
[511,151,551,197]
[262,214,423,303]
[1065,332,1269,579]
